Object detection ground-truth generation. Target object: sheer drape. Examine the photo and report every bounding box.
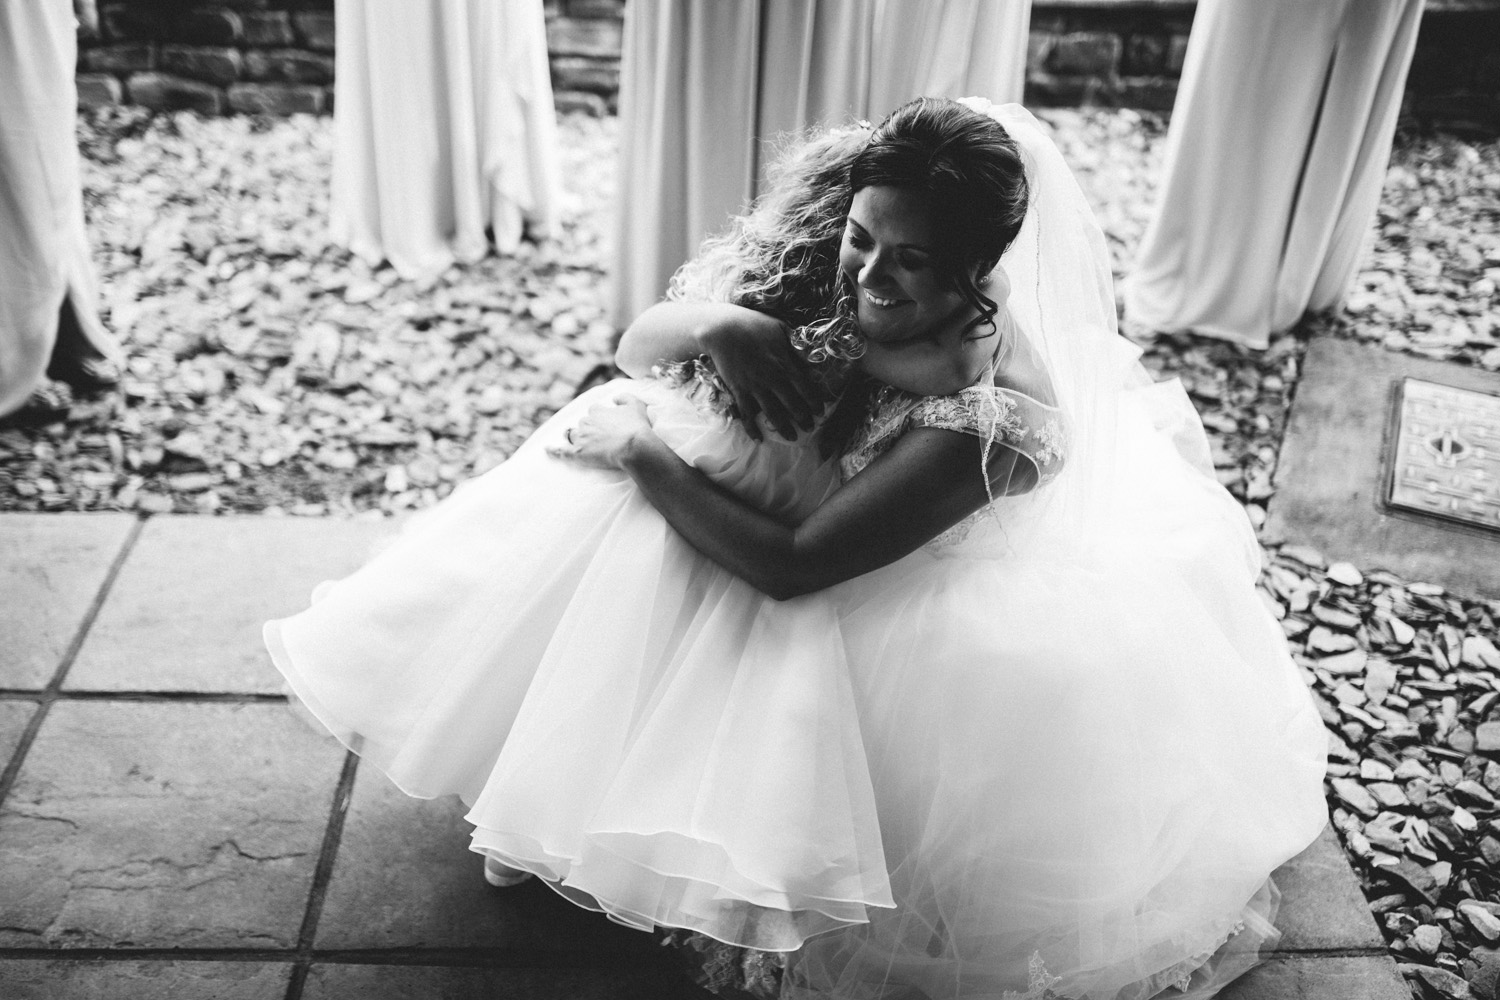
[332,0,562,282]
[1124,0,1425,349]
[611,0,1032,328]
[0,0,117,416]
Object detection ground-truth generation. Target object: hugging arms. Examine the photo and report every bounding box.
[553,98,1050,599]
[556,300,1040,600]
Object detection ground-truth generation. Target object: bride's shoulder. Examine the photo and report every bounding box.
[989,323,1057,408]
[856,339,974,398]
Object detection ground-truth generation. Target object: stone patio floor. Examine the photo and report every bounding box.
[0,512,1408,999]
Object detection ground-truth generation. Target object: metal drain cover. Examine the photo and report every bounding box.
[1387,377,1500,532]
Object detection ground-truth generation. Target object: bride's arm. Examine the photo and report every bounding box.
[615,301,825,441]
[560,398,1026,600]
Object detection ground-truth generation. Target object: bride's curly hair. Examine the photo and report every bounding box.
[668,98,1030,369]
[667,121,874,369]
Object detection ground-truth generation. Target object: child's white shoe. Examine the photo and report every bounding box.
[483,855,533,887]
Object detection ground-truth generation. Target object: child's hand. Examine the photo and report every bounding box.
[700,312,821,442]
[548,396,657,469]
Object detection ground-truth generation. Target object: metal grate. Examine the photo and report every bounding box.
[1386,377,1500,533]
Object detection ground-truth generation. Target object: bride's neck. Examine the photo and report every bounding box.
[857,305,1000,396]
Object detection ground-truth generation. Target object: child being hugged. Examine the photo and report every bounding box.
[266,99,1327,1000]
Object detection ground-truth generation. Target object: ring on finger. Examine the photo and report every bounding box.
[565,427,575,444]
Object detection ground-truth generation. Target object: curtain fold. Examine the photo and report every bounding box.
[0,0,116,417]
[331,0,562,282]
[1124,0,1424,349]
[611,0,1032,329]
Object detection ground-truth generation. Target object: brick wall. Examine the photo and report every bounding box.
[545,0,625,115]
[1026,2,1195,111]
[78,1,335,116]
[75,0,1500,135]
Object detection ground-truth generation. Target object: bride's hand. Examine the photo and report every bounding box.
[548,397,658,469]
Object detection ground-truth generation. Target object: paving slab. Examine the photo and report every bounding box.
[0,513,135,689]
[1265,337,1500,599]
[1219,953,1410,1000]
[301,963,695,1000]
[0,699,38,775]
[0,701,345,949]
[317,765,667,958]
[1270,822,1384,951]
[67,514,387,693]
[0,959,291,999]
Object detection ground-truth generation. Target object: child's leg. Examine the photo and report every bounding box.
[482,854,533,887]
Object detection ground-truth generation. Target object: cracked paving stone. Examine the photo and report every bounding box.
[1217,955,1411,1000]
[0,514,135,689]
[0,959,290,999]
[1,700,38,774]
[317,766,666,956]
[65,515,386,694]
[301,964,693,1000]
[0,701,344,949]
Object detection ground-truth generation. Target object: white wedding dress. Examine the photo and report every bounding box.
[268,104,1327,999]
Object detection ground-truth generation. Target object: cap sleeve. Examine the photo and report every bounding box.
[909,386,1067,487]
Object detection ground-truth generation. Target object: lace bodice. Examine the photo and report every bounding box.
[840,381,1067,548]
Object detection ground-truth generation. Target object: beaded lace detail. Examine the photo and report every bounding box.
[839,381,1066,549]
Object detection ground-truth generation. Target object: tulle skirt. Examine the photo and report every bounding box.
[264,376,1327,999]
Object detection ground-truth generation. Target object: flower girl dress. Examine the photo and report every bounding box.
[265,103,1327,1000]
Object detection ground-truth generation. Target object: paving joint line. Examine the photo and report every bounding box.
[1265,945,1393,959]
[0,690,289,704]
[0,945,675,970]
[0,514,145,809]
[284,749,360,1000]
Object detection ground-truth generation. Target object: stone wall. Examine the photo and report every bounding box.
[78,1,336,116]
[545,0,626,116]
[1026,1,1193,111]
[76,0,1500,134]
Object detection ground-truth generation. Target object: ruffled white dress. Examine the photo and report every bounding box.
[265,337,1327,998]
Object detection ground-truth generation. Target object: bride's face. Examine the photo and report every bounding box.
[840,185,974,345]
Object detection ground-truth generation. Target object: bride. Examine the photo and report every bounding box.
[268,97,1328,1000]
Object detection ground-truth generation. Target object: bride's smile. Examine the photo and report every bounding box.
[840,185,978,345]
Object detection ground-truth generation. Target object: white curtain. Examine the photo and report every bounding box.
[0,0,115,416]
[332,0,562,282]
[1124,0,1425,349]
[611,0,1032,329]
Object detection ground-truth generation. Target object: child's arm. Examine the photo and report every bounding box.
[557,397,1027,600]
[615,301,823,441]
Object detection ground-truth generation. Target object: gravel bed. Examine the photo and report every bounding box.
[1264,543,1500,1000]
[3,105,1499,1000]
[1,108,618,516]
[0,109,1494,525]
